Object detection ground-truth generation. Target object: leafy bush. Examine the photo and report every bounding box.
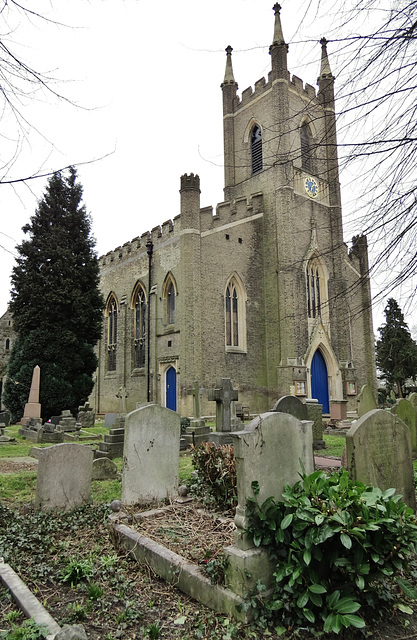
[190,442,237,511]
[0,619,48,639]
[246,468,417,635]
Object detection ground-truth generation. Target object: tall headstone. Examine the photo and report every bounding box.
[391,398,417,455]
[35,443,93,511]
[208,378,241,445]
[346,409,416,510]
[357,384,377,417]
[20,365,41,426]
[224,412,314,596]
[305,398,325,450]
[183,381,211,448]
[121,404,180,505]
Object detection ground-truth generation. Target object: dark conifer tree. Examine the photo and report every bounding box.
[3,168,104,421]
[376,298,417,398]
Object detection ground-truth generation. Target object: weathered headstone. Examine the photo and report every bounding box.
[183,381,211,448]
[20,365,41,426]
[346,409,416,510]
[305,398,325,449]
[35,443,94,511]
[391,398,417,454]
[224,412,314,596]
[55,410,79,432]
[208,378,241,445]
[77,402,95,428]
[0,411,10,427]
[408,392,417,414]
[357,384,377,417]
[272,395,308,420]
[121,404,180,505]
[92,457,118,481]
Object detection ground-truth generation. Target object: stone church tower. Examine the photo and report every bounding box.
[93,5,376,418]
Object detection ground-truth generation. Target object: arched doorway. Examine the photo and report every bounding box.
[311,349,330,414]
[165,366,177,412]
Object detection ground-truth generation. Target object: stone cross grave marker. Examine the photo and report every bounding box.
[35,443,93,511]
[116,386,129,416]
[121,403,180,505]
[346,409,416,510]
[208,378,238,433]
[224,411,314,596]
[187,381,204,419]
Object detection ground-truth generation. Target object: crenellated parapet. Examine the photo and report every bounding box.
[99,190,263,268]
[235,71,318,112]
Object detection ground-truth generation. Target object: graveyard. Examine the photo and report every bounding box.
[1,394,417,638]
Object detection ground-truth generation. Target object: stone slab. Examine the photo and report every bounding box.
[35,443,94,512]
[121,404,180,505]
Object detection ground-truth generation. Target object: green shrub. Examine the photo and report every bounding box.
[246,468,417,635]
[0,619,48,639]
[190,442,237,511]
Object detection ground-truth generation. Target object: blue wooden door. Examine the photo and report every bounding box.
[311,349,330,414]
[166,366,177,412]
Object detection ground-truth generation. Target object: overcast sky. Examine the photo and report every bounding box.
[0,0,412,330]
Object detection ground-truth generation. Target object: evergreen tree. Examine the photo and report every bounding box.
[376,298,417,398]
[3,168,104,421]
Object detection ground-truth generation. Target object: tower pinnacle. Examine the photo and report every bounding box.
[269,3,288,79]
[222,45,237,85]
[318,37,334,80]
[271,3,285,45]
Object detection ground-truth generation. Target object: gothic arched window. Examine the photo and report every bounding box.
[163,274,177,326]
[106,294,118,372]
[133,283,147,369]
[225,274,247,351]
[300,121,314,173]
[251,124,263,175]
[306,257,327,321]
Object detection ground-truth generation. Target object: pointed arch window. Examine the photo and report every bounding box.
[306,257,327,322]
[163,274,177,326]
[5,338,10,351]
[225,275,247,352]
[251,124,263,175]
[133,283,147,369]
[300,122,314,173]
[106,294,118,371]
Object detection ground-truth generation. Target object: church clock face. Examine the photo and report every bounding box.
[305,176,318,198]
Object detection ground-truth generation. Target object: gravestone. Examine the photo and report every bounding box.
[121,404,180,505]
[391,398,417,454]
[409,392,417,414]
[55,410,79,433]
[20,365,41,426]
[224,412,314,596]
[92,457,118,481]
[272,395,308,420]
[0,411,10,427]
[183,381,211,448]
[104,413,118,428]
[208,378,241,445]
[77,402,95,428]
[357,384,377,417]
[35,443,94,511]
[305,398,325,450]
[346,409,415,510]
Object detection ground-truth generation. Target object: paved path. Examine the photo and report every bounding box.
[314,456,341,468]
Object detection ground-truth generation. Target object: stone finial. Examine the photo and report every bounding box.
[222,45,237,86]
[271,3,285,45]
[318,37,334,79]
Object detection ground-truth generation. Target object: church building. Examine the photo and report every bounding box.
[92,5,376,418]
